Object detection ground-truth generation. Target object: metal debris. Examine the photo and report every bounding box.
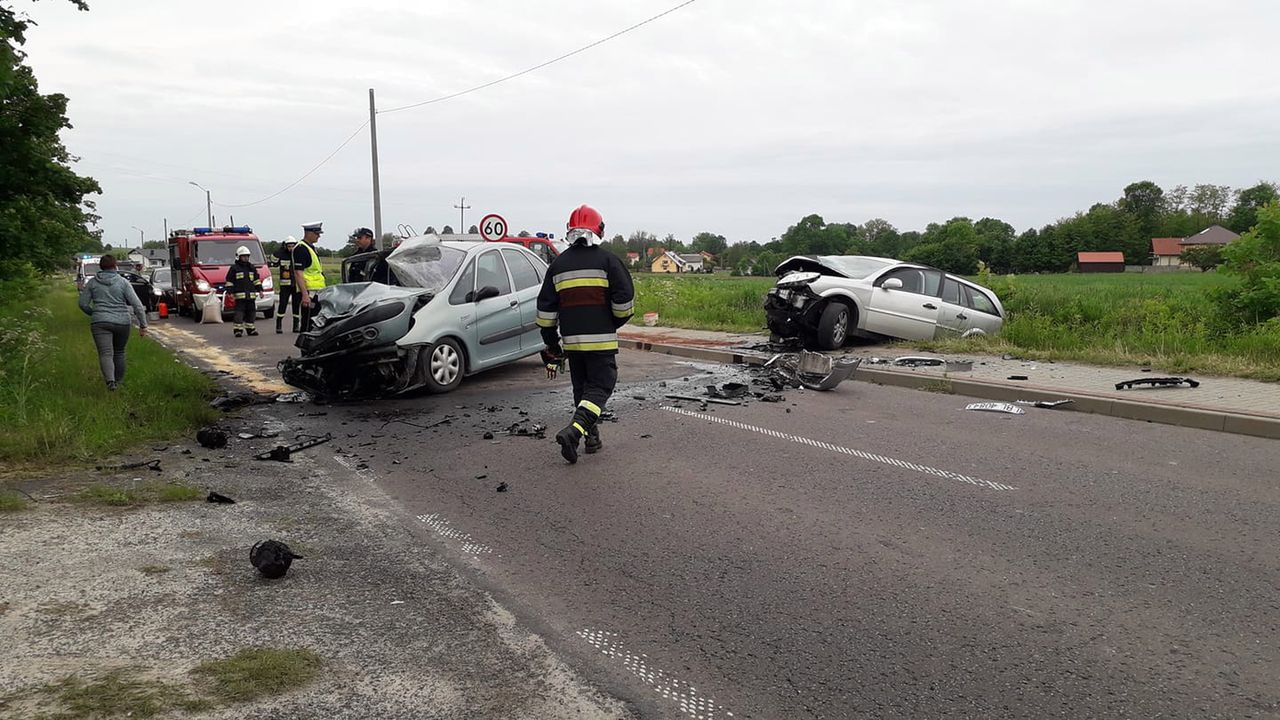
[705,382,749,400]
[1116,377,1200,390]
[254,433,333,462]
[504,420,547,438]
[206,492,236,504]
[496,482,509,493]
[1014,399,1074,409]
[965,402,1026,415]
[892,356,944,368]
[273,391,312,404]
[667,393,740,406]
[764,352,861,391]
[95,459,161,472]
[1007,375,1028,381]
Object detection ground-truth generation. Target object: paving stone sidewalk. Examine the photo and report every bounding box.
[618,325,1280,420]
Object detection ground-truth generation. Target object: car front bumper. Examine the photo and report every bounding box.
[764,287,822,338]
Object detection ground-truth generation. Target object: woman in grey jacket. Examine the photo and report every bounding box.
[77,254,149,390]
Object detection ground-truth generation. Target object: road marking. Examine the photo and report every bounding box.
[332,454,376,483]
[148,324,291,392]
[578,629,734,720]
[661,406,1016,491]
[416,513,492,557]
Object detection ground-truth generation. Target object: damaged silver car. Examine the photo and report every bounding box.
[764,255,1005,350]
[280,236,548,399]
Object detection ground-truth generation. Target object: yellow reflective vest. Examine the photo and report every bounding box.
[301,242,326,291]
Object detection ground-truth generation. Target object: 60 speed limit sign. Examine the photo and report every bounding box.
[479,214,507,242]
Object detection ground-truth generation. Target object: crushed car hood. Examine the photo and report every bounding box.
[317,282,431,317]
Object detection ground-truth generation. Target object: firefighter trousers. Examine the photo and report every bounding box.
[567,351,617,436]
[276,286,301,329]
[233,297,257,332]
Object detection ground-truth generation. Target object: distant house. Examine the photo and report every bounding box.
[1180,224,1240,249]
[1077,251,1125,273]
[679,254,705,272]
[650,251,686,273]
[1151,237,1185,268]
[141,248,168,268]
[625,252,641,267]
[698,250,716,262]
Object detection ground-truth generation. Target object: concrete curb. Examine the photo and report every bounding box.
[618,338,1280,440]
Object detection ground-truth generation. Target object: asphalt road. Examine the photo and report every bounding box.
[160,314,1280,719]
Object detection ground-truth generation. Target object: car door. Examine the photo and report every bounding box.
[935,276,973,338]
[864,267,944,340]
[472,249,523,364]
[500,248,546,350]
[961,284,1004,335]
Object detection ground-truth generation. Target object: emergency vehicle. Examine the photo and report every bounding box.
[167,226,274,322]
[491,233,566,265]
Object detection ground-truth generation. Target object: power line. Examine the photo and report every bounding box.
[216,120,370,208]
[377,0,700,115]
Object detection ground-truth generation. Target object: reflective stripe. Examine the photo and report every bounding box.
[536,310,558,327]
[563,340,619,352]
[555,277,609,291]
[578,400,601,417]
[611,300,634,317]
[553,269,608,285]
[536,317,557,328]
[562,333,617,345]
[572,422,587,435]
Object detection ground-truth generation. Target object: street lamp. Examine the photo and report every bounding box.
[188,181,213,228]
[130,225,145,246]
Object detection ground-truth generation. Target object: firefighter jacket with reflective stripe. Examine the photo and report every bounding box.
[226,260,263,300]
[301,242,326,291]
[537,244,634,352]
[274,245,296,286]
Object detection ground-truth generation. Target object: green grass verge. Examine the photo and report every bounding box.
[72,482,203,507]
[191,647,323,704]
[0,489,30,512]
[0,283,220,466]
[625,271,1280,380]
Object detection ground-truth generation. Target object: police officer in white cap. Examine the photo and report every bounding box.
[297,221,326,331]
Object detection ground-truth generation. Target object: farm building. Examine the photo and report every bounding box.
[1151,237,1185,267]
[1077,251,1125,273]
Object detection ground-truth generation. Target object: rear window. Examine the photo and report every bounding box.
[501,248,542,291]
[963,285,1000,316]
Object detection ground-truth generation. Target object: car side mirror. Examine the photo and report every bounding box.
[474,285,501,302]
[881,277,904,290]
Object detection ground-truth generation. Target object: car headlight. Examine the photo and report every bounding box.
[312,315,327,328]
[194,279,211,292]
[153,288,162,296]
[262,276,274,291]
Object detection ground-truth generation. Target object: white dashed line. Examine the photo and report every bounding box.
[661,406,1016,491]
[578,629,734,719]
[416,513,493,557]
[332,454,376,482]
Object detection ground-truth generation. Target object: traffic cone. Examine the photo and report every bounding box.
[157,302,169,319]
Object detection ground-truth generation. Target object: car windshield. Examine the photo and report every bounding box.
[552,240,569,255]
[816,256,895,279]
[385,238,467,291]
[151,269,171,287]
[193,239,265,265]
[81,262,99,275]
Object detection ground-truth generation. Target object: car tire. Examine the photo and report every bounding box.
[192,304,204,323]
[423,338,465,394]
[816,302,851,350]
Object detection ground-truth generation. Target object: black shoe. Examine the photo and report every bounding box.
[247,328,259,336]
[233,329,243,337]
[291,320,300,333]
[275,322,283,334]
[584,429,602,455]
[555,426,580,464]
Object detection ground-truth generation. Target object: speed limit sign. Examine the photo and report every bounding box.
[479,214,508,242]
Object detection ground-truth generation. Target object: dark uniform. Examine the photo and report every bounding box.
[274,241,312,332]
[226,257,263,337]
[536,239,634,463]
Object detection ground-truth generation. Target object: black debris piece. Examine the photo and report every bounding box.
[1007,375,1028,381]
[209,392,272,411]
[1115,377,1200,390]
[599,411,618,422]
[483,431,495,440]
[892,356,944,368]
[196,428,228,449]
[206,492,236,504]
[505,420,547,439]
[496,482,509,493]
[631,395,648,401]
[640,434,652,439]
[96,458,162,473]
[254,434,333,462]
[476,474,488,480]
[250,540,302,580]
[759,394,785,403]
[705,382,749,400]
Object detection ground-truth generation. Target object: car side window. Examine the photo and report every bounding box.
[535,243,554,264]
[449,261,476,305]
[963,285,1000,316]
[475,251,512,296]
[879,268,925,294]
[940,278,962,305]
[501,249,541,291]
[920,270,943,297]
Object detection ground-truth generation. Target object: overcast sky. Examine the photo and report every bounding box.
[17,0,1280,250]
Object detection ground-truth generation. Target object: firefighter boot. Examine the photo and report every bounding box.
[584,425,603,455]
[291,317,300,333]
[555,425,581,464]
[276,316,283,334]
[246,324,259,337]
[233,327,244,338]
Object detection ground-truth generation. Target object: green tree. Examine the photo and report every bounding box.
[1,0,101,279]
[1217,202,1280,324]
[860,218,901,257]
[1180,245,1223,272]
[1227,182,1279,234]
[1118,180,1165,240]
[689,231,727,256]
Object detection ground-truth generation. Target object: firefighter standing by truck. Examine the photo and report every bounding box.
[536,205,634,464]
[227,246,264,337]
[274,236,306,333]
[298,221,326,331]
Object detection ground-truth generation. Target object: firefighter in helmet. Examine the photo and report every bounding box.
[227,245,263,337]
[536,205,634,463]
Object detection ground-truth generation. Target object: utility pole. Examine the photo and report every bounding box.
[369,88,384,250]
[163,218,168,240]
[131,225,145,246]
[454,196,471,234]
[188,181,213,228]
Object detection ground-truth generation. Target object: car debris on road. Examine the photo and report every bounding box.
[1116,377,1200,390]
[763,352,861,391]
[254,433,333,462]
[965,402,1026,415]
[250,539,302,580]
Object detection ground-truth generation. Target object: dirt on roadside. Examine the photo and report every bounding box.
[0,409,636,720]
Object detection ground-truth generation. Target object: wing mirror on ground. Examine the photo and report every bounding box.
[474,285,501,302]
[882,277,904,290]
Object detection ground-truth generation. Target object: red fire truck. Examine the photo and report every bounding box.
[167,226,274,322]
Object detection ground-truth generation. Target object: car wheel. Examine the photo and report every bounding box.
[816,302,851,350]
[424,338,464,394]
[192,304,204,323]
[262,307,275,319]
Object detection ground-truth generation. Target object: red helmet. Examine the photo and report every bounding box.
[567,205,605,236]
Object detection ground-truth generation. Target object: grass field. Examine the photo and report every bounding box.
[627,271,1280,381]
[0,281,219,466]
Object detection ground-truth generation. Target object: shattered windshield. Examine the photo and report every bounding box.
[816,256,895,279]
[385,238,466,291]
